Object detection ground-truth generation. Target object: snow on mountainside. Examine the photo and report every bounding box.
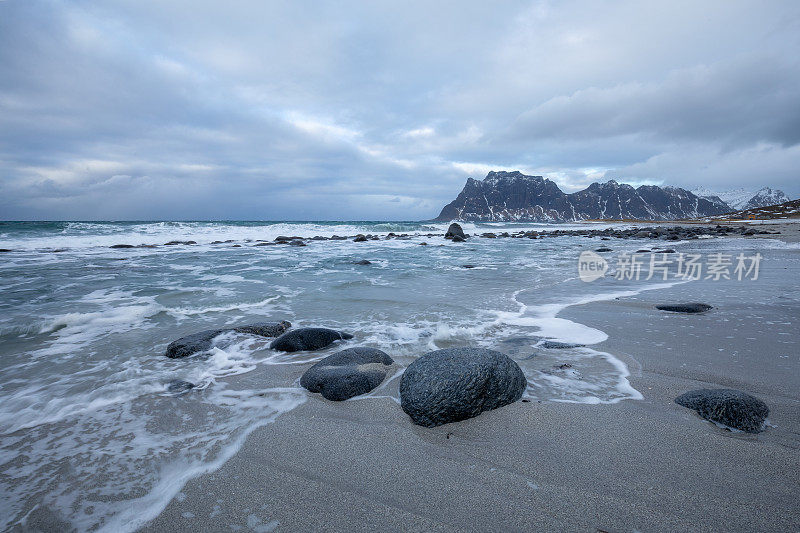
[741,187,790,210]
[690,186,789,211]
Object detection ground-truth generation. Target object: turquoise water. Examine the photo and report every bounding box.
[0,220,795,530]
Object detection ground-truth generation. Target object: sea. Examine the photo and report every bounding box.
[0,220,796,531]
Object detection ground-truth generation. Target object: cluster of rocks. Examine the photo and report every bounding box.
[161,311,773,435]
[454,223,777,242]
[165,321,292,359]
[162,322,529,426]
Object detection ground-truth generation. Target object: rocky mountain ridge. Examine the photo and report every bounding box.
[436,171,732,222]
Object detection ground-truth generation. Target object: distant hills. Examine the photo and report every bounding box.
[690,186,789,211]
[705,198,800,221]
[435,171,727,221]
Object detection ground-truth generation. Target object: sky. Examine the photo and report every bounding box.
[1,0,799,221]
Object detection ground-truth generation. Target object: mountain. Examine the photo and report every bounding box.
[707,198,800,221]
[690,186,789,211]
[435,171,731,222]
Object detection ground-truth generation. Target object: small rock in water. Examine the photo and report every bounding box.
[300,347,394,401]
[110,244,135,249]
[166,379,195,394]
[675,389,769,433]
[444,223,467,240]
[654,249,676,254]
[289,240,306,246]
[461,264,475,269]
[353,234,368,242]
[656,303,712,313]
[540,340,585,349]
[270,327,353,352]
[353,259,372,265]
[165,321,291,358]
[399,347,526,427]
[595,247,613,252]
[451,235,466,243]
[0,249,13,252]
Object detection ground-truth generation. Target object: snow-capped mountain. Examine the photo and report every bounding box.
[435,171,730,221]
[741,187,790,210]
[690,186,789,211]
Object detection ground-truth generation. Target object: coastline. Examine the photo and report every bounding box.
[139,225,800,532]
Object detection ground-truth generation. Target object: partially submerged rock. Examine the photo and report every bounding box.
[675,389,769,433]
[165,321,291,358]
[300,347,394,401]
[270,327,353,352]
[444,223,467,240]
[540,340,585,349]
[166,379,195,394]
[353,259,372,265]
[399,347,527,427]
[656,303,712,314]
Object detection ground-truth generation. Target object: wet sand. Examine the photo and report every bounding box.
[141,227,800,532]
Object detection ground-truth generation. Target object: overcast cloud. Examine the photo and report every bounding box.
[1,0,798,220]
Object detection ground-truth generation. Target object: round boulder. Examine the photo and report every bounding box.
[300,347,394,401]
[399,347,527,427]
[270,327,354,352]
[675,389,769,433]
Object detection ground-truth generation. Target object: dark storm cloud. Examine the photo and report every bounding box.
[0,0,798,220]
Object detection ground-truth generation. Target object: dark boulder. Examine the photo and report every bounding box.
[270,327,354,352]
[595,247,613,252]
[165,321,291,358]
[675,389,769,433]
[444,223,467,240]
[399,347,527,427]
[0,249,12,252]
[656,303,712,313]
[289,240,306,246]
[461,264,475,269]
[353,234,368,242]
[451,235,465,243]
[110,244,136,249]
[353,259,372,265]
[300,347,394,401]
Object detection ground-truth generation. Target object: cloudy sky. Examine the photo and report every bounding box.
[1,0,798,220]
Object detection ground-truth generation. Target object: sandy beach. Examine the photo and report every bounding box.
[131,224,800,533]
